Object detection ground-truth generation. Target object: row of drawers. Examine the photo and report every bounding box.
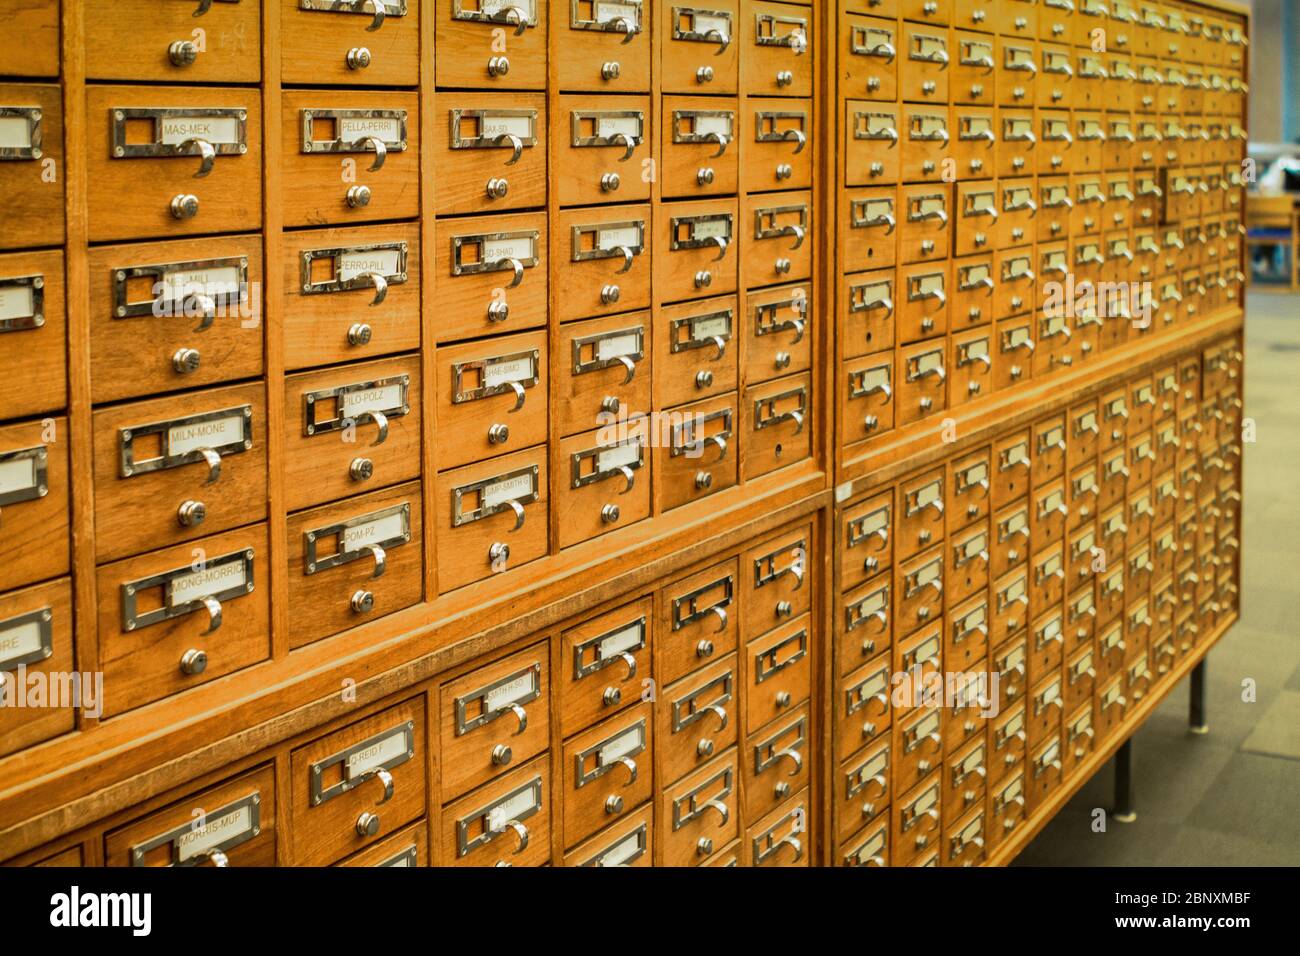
[829,334,1240,865]
[837,0,1247,66]
[15,0,815,94]
[840,13,1247,110]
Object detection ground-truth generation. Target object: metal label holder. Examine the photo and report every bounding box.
[118,405,253,479]
[120,548,255,633]
[303,502,411,576]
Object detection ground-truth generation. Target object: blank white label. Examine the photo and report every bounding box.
[339,249,402,282]
[345,730,407,779]
[691,217,729,240]
[338,116,402,143]
[340,383,403,419]
[168,413,244,457]
[0,455,37,497]
[0,282,35,322]
[484,356,534,388]
[0,115,32,149]
[596,332,640,362]
[175,804,254,863]
[598,622,643,660]
[596,830,642,866]
[596,115,642,139]
[0,615,43,669]
[342,510,406,552]
[483,472,534,510]
[692,13,729,35]
[160,116,242,146]
[484,670,535,712]
[693,114,732,138]
[597,441,640,472]
[596,1,639,24]
[598,726,642,766]
[168,559,247,607]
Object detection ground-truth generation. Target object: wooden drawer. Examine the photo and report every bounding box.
[433,212,548,343]
[561,702,653,849]
[659,1,740,94]
[992,566,1030,647]
[558,597,651,739]
[105,764,275,867]
[745,98,812,192]
[284,482,422,650]
[946,805,986,866]
[893,701,944,793]
[988,769,1026,849]
[839,738,890,845]
[901,22,950,103]
[899,185,951,265]
[990,701,1027,783]
[844,186,898,272]
[659,557,739,687]
[952,107,997,179]
[953,31,997,105]
[841,16,898,103]
[841,571,892,674]
[660,750,739,866]
[1038,43,1073,108]
[1030,541,1066,611]
[443,757,551,867]
[741,524,810,635]
[997,107,1036,177]
[552,95,651,207]
[1031,479,1067,548]
[91,385,266,563]
[945,735,988,830]
[992,429,1032,509]
[991,500,1030,581]
[742,371,810,480]
[902,107,951,185]
[743,615,810,731]
[742,190,812,284]
[337,820,428,868]
[840,815,890,867]
[1,84,63,251]
[434,0,546,89]
[746,282,811,384]
[553,204,651,323]
[947,521,990,609]
[956,181,999,256]
[87,85,257,243]
[1028,607,1065,687]
[96,525,270,718]
[86,0,258,83]
[949,447,991,530]
[744,0,813,98]
[842,490,893,590]
[654,295,738,408]
[662,95,738,199]
[656,197,738,303]
[896,337,947,426]
[282,356,419,513]
[897,467,945,561]
[843,351,894,449]
[0,577,75,759]
[654,392,737,511]
[1068,521,1098,587]
[896,547,945,637]
[1027,731,1064,811]
[952,254,994,331]
[435,446,548,591]
[281,224,417,371]
[281,0,419,85]
[556,422,651,547]
[551,0,650,92]
[948,325,991,407]
[748,790,810,867]
[892,774,941,866]
[563,806,653,867]
[557,310,650,438]
[432,93,545,216]
[837,655,892,763]
[846,102,900,186]
[743,704,809,820]
[1037,175,1071,243]
[994,250,1034,322]
[0,250,65,420]
[437,331,547,469]
[1063,703,1095,777]
[658,655,738,786]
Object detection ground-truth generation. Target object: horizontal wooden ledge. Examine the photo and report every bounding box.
[0,470,830,854]
[985,611,1238,867]
[835,308,1244,503]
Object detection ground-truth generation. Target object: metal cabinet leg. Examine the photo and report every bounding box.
[1189,659,1209,735]
[1113,739,1136,824]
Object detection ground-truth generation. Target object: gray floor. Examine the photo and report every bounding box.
[1014,291,1300,867]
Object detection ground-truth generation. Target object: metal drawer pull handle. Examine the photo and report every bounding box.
[354,409,389,446]
[508,702,528,734]
[709,605,728,632]
[617,650,637,680]
[352,135,387,172]
[708,335,727,361]
[781,223,805,249]
[704,703,728,731]
[198,446,223,484]
[497,133,524,165]
[356,767,395,804]
[362,0,387,31]
[360,543,387,579]
[613,245,635,274]
[615,755,638,786]
[783,128,806,153]
[917,207,947,225]
[705,433,727,461]
[355,271,388,306]
[502,498,526,532]
[616,464,635,494]
[201,594,223,634]
[610,131,638,161]
[493,819,529,853]
[507,380,526,412]
[194,848,228,867]
[703,798,729,824]
[704,131,731,158]
[500,5,529,36]
[775,747,802,775]
[706,235,728,260]
[494,256,525,288]
[179,137,216,178]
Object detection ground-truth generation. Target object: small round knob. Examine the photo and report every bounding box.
[601,283,621,304]
[696,167,715,186]
[177,500,207,528]
[491,744,513,766]
[356,812,381,838]
[776,690,792,708]
[351,590,375,614]
[603,686,622,707]
[488,55,510,77]
[486,177,509,199]
[170,194,200,219]
[601,396,621,414]
[695,470,713,490]
[696,837,714,856]
[696,369,714,389]
[488,423,510,445]
[180,648,208,676]
[605,795,624,815]
[346,185,371,208]
[776,600,793,618]
[172,347,201,374]
[488,301,510,323]
[601,503,621,524]
[348,323,373,346]
[775,782,791,798]
[346,47,372,70]
[695,270,712,288]
[489,542,510,565]
[697,65,715,84]
[169,40,198,67]
[602,61,621,80]
[601,172,621,193]
[776,69,794,87]
[349,457,374,482]
[697,738,714,757]
[776,163,793,180]
[696,639,714,658]
[775,257,792,273]
[775,351,791,370]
